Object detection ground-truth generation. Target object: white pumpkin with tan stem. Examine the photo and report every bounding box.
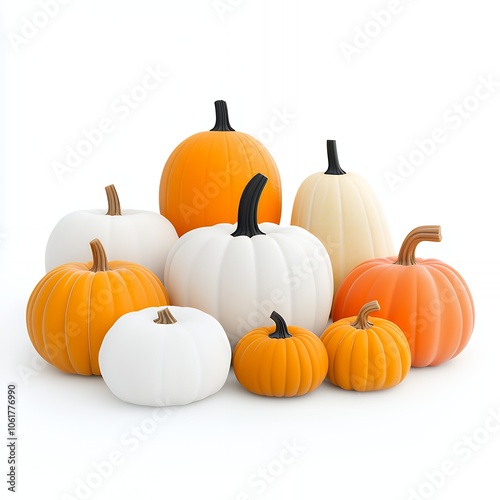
[99,306,231,406]
[165,174,333,349]
[45,184,178,282]
[291,140,394,295]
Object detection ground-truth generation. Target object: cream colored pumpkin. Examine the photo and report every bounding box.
[291,140,394,294]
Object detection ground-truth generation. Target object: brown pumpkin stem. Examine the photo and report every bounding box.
[350,300,380,330]
[89,239,110,272]
[394,225,442,266]
[268,311,292,339]
[154,307,177,325]
[105,184,122,216]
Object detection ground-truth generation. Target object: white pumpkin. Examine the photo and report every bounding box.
[45,185,178,282]
[291,140,394,294]
[99,306,231,406]
[165,174,333,349]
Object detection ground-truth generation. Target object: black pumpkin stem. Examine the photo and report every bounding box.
[210,100,235,131]
[324,140,346,175]
[268,311,292,339]
[231,174,267,238]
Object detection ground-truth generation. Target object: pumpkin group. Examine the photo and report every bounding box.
[159,100,282,236]
[291,140,394,296]
[233,311,328,397]
[321,301,411,391]
[27,239,168,375]
[24,98,476,406]
[333,226,475,367]
[99,306,231,406]
[164,173,333,348]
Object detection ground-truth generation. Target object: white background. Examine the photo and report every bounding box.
[1,1,500,499]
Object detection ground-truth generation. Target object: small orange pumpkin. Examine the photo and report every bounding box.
[159,100,282,236]
[333,225,475,367]
[233,311,328,397]
[321,301,411,391]
[26,239,168,376]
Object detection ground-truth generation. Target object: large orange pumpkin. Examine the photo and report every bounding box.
[159,100,282,236]
[26,239,168,375]
[332,226,475,367]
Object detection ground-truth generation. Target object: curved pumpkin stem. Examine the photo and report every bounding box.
[231,174,267,238]
[105,184,122,216]
[268,311,292,339]
[350,300,380,330]
[324,140,346,175]
[154,307,177,324]
[394,225,442,266]
[89,239,110,272]
[210,100,235,131]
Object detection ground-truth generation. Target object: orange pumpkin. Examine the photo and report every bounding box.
[26,239,168,376]
[333,226,475,367]
[233,311,328,397]
[321,301,411,391]
[159,100,282,236]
